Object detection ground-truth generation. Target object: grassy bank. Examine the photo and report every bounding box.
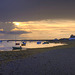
[0,42,75,65]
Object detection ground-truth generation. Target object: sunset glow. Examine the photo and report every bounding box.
[0,29,3,31]
[13,22,20,26]
[0,19,75,39]
[11,19,75,39]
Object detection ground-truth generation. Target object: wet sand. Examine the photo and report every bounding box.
[0,47,75,75]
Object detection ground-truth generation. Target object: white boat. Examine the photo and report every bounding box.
[12,42,22,50]
[12,42,26,50]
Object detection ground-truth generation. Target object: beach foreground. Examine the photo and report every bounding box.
[0,45,75,75]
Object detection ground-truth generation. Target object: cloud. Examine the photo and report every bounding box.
[0,0,75,21]
[0,22,14,31]
[0,31,31,35]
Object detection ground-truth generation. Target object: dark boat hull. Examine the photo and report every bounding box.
[12,47,22,50]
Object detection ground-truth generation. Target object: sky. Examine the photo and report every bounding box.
[0,0,75,40]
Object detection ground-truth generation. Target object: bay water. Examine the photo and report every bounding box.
[0,41,65,51]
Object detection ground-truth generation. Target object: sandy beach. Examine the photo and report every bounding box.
[0,46,75,75]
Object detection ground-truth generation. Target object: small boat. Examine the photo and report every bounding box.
[12,42,26,50]
[0,40,2,43]
[12,46,22,50]
[21,42,26,46]
[43,41,49,44]
[12,42,22,50]
[37,41,41,44]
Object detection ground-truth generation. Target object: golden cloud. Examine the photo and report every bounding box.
[12,19,75,39]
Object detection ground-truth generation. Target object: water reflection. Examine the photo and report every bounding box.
[0,41,65,51]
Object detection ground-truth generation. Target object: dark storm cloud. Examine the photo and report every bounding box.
[0,0,75,21]
[0,30,31,34]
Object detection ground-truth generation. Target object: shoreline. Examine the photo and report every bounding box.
[0,43,75,75]
[0,42,74,65]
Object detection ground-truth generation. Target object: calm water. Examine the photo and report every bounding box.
[0,41,65,51]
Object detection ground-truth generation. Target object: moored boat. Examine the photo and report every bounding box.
[12,42,22,50]
[12,46,22,50]
[12,42,26,50]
